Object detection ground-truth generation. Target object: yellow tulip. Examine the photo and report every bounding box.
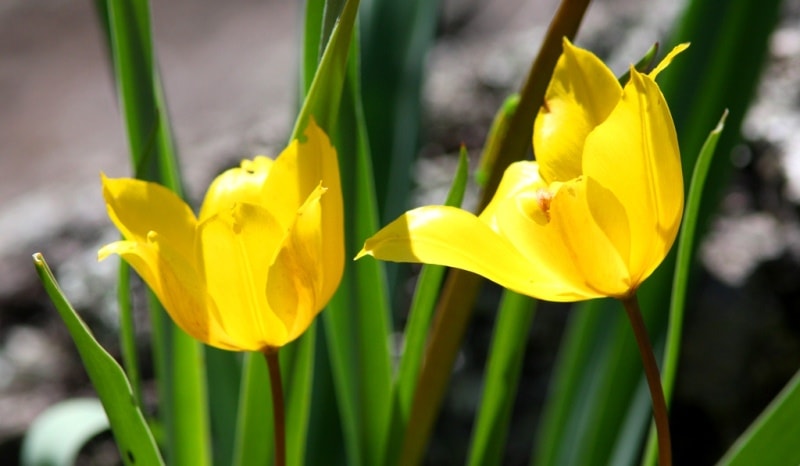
[99,120,343,352]
[357,39,687,301]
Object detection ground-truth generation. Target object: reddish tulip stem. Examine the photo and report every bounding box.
[263,350,285,466]
[621,294,671,466]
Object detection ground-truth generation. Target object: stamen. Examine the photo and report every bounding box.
[536,188,554,221]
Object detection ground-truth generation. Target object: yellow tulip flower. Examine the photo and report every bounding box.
[99,120,343,352]
[357,39,687,301]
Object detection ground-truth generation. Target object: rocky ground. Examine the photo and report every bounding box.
[2,0,800,464]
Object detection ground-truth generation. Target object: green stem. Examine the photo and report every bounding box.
[263,350,286,466]
[620,294,671,466]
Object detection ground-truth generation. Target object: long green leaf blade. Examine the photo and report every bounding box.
[96,1,211,464]
[642,111,728,465]
[323,22,394,465]
[717,368,800,466]
[467,291,537,466]
[291,0,360,140]
[32,253,163,466]
[384,149,470,463]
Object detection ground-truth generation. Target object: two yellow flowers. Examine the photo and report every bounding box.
[99,121,342,352]
[100,39,686,351]
[359,39,686,301]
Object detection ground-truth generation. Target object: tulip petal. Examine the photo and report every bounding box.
[101,174,197,263]
[98,238,240,351]
[533,38,621,183]
[582,68,683,285]
[648,43,690,80]
[199,156,273,222]
[198,202,288,351]
[261,120,344,305]
[479,161,545,231]
[357,205,587,300]
[495,179,631,299]
[266,184,327,345]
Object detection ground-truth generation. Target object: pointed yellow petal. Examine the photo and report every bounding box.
[266,184,328,345]
[533,38,622,183]
[357,205,586,300]
[99,238,240,351]
[199,156,273,222]
[479,161,545,231]
[648,43,689,80]
[262,119,342,230]
[101,174,197,263]
[582,68,683,285]
[495,179,631,299]
[197,202,288,351]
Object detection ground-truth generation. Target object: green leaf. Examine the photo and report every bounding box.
[291,0,361,140]
[94,1,211,463]
[617,42,659,87]
[323,23,394,466]
[21,398,111,466]
[359,0,441,224]
[283,326,317,466]
[232,352,273,466]
[475,95,519,188]
[467,291,537,466]
[642,111,728,466]
[385,149,470,463]
[31,253,163,466]
[718,368,800,465]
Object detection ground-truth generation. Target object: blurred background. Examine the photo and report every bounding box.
[1,0,800,464]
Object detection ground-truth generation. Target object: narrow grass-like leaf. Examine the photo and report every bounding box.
[32,253,163,466]
[205,348,241,466]
[21,398,111,466]
[401,1,592,463]
[359,0,440,223]
[291,0,360,140]
[301,0,326,96]
[617,42,659,87]
[642,111,728,466]
[384,149,470,463]
[283,325,317,466]
[717,368,800,466]
[95,2,212,464]
[397,148,469,408]
[116,263,142,406]
[475,95,519,188]
[323,28,394,465]
[467,291,537,466]
[232,352,274,466]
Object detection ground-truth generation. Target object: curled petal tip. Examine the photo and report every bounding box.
[354,248,371,260]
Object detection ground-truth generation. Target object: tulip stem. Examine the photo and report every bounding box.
[620,294,671,466]
[263,350,286,466]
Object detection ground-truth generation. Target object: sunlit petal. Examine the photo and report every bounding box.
[583,68,683,284]
[648,43,690,80]
[494,179,629,299]
[358,205,585,299]
[533,38,621,183]
[99,238,239,351]
[101,174,197,263]
[262,119,341,232]
[267,184,327,346]
[197,202,288,351]
[199,156,273,222]
[479,161,545,231]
